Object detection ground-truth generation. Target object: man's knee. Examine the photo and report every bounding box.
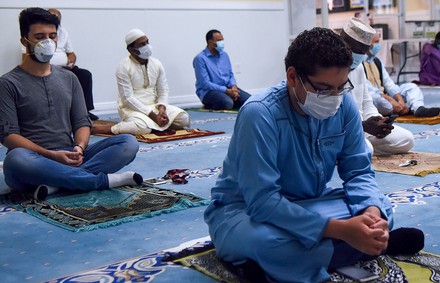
[4,148,34,168]
[209,98,233,110]
[222,100,234,110]
[121,134,139,151]
[3,148,40,186]
[172,112,190,128]
[111,134,139,157]
[203,91,234,110]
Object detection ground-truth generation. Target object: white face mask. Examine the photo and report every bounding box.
[27,38,56,63]
[292,81,343,120]
[136,44,153,59]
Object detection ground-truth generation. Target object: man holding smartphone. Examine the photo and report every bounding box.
[341,17,415,155]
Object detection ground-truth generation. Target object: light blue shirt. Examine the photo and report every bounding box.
[364,59,400,116]
[193,47,237,101]
[206,82,391,249]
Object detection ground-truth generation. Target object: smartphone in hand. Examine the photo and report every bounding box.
[384,114,398,125]
[336,266,379,282]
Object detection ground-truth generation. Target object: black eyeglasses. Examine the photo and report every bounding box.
[299,75,354,97]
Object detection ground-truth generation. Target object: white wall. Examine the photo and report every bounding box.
[0,0,291,113]
[287,0,316,40]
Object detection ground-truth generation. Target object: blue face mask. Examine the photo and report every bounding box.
[351,52,368,70]
[215,40,225,52]
[365,43,381,63]
[371,43,381,56]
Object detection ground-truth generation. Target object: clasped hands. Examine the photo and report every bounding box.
[226,85,240,101]
[325,207,389,256]
[49,146,84,167]
[149,108,169,127]
[342,212,389,256]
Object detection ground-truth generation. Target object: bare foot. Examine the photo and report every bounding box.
[91,124,113,135]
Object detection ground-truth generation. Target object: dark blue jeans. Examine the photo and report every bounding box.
[4,134,139,193]
[202,88,251,110]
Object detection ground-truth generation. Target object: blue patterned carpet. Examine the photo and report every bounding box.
[2,87,440,282]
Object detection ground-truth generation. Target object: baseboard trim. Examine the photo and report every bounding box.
[91,88,266,115]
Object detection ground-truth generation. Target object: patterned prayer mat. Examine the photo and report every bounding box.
[162,240,440,283]
[395,114,440,125]
[42,234,440,283]
[2,184,209,232]
[372,151,440,176]
[92,120,224,143]
[45,249,171,283]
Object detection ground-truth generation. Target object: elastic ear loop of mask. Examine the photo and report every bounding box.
[22,37,37,56]
[22,37,57,56]
[291,82,304,106]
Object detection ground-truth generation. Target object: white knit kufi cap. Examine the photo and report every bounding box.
[343,17,376,46]
[125,29,146,46]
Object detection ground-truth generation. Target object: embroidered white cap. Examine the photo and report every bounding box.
[343,17,376,46]
[125,29,146,46]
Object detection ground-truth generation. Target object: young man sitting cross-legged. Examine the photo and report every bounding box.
[0,7,143,201]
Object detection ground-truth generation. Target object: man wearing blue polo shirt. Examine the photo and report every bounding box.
[193,29,251,110]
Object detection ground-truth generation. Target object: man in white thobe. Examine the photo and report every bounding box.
[93,29,189,135]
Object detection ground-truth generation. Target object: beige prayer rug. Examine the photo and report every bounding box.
[185,107,239,114]
[92,120,224,143]
[395,114,440,125]
[372,151,440,176]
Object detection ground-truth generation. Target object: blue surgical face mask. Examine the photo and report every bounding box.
[351,52,368,70]
[365,43,381,63]
[370,43,381,56]
[215,40,225,52]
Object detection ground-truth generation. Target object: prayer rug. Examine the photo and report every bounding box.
[395,114,440,125]
[43,237,213,283]
[371,151,440,176]
[45,249,171,283]
[1,184,209,232]
[92,120,224,143]
[42,236,440,282]
[185,107,239,114]
[162,240,440,283]
[91,119,119,125]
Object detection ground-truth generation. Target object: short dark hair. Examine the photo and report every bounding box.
[19,7,59,38]
[285,27,352,76]
[206,29,221,44]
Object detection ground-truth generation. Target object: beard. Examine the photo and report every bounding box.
[25,42,48,64]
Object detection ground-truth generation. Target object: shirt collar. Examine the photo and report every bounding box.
[203,47,221,57]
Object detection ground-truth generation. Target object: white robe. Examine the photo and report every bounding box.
[115,56,187,132]
[349,64,414,155]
